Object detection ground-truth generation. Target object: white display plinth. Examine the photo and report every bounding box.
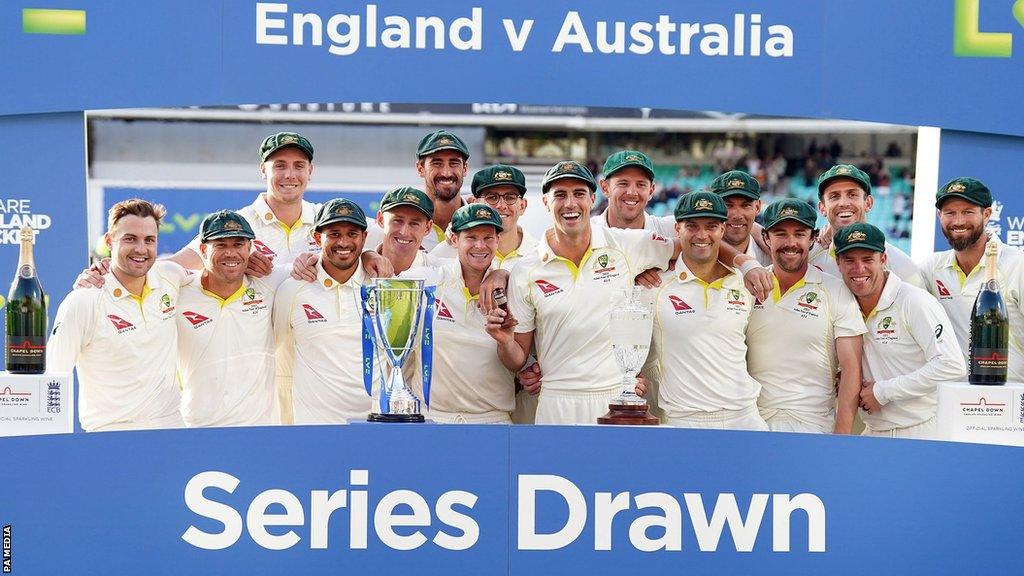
[937,382,1024,447]
[0,371,73,436]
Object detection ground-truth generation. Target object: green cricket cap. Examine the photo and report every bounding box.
[817,164,871,198]
[260,132,314,162]
[936,177,993,209]
[379,187,434,219]
[451,204,504,233]
[710,170,761,200]
[471,164,526,197]
[541,160,597,192]
[602,150,655,180]
[314,198,368,231]
[201,210,256,242]
[416,130,470,159]
[834,222,886,255]
[762,199,818,230]
[674,191,728,222]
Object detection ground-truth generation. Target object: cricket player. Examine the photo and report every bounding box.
[746,199,866,434]
[648,191,766,430]
[408,204,516,423]
[48,199,188,431]
[834,223,965,439]
[273,198,376,424]
[810,164,923,286]
[709,170,771,265]
[176,211,280,427]
[590,150,676,237]
[921,177,1024,382]
[415,130,472,251]
[488,160,683,424]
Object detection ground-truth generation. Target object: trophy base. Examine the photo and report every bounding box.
[597,403,660,426]
[368,413,426,423]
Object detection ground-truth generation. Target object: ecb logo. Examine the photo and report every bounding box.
[954,0,1024,58]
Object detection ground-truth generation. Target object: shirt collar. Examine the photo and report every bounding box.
[104,266,162,301]
[939,234,1005,270]
[252,193,315,226]
[316,256,365,290]
[873,272,902,312]
[672,262,742,288]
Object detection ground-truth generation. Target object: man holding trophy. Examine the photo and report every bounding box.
[488,161,681,425]
[647,192,767,430]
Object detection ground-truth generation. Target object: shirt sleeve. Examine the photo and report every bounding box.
[364,222,385,253]
[46,291,95,373]
[272,279,299,383]
[508,261,536,334]
[873,292,966,405]
[184,233,202,258]
[617,228,674,273]
[886,245,926,289]
[831,283,868,339]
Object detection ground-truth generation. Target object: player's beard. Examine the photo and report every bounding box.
[942,223,985,252]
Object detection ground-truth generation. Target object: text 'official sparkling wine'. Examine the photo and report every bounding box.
[968,240,1008,385]
[6,226,46,374]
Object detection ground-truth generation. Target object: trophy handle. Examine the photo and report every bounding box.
[359,284,379,399]
[421,285,436,407]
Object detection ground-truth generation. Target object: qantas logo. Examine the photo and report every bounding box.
[106,314,136,333]
[936,279,952,298]
[535,279,563,296]
[435,299,455,322]
[302,303,327,323]
[182,311,212,328]
[651,232,668,243]
[668,295,695,314]
[252,240,277,257]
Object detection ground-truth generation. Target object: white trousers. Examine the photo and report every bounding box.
[665,404,769,431]
[862,417,937,440]
[428,409,512,424]
[511,389,539,424]
[762,408,832,434]
[535,388,620,425]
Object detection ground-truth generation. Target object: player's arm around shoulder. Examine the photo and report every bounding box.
[46,286,101,372]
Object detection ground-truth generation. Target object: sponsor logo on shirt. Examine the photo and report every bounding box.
[252,240,277,257]
[159,293,176,318]
[436,299,455,322]
[182,311,212,328]
[242,287,269,313]
[668,295,694,315]
[535,279,563,296]
[106,314,137,334]
[302,303,327,323]
[651,232,668,243]
[936,279,953,299]
[592,252,620,281]
[796,291,819,310]
[874,315,899,342]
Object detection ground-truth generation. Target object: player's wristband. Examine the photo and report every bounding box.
[738,259,764,276]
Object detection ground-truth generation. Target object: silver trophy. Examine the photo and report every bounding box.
[598,286,658,425]
[363,278,432,423]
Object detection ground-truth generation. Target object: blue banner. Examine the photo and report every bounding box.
[0,425,1022,575]
[2,1,1024,137]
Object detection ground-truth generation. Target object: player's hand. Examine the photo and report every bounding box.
[634,268,662,289]
[817,223,834,249]
[635,374,648,397]
[478,269,510,312]
[74,258,110,289]
[859,380,881,414]
[290,252,318,282]
[484,308,517,344]
[741,263,772,303]
[518,363,542,395]
[362,250,395,278]
[246,250,274,278]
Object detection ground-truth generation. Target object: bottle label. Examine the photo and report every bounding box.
[970,348,1008,376]
[7,335,45,363]
[18,264,34,279]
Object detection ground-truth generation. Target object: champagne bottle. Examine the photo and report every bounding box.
[968,240,1008,385]
[6,227,47,374]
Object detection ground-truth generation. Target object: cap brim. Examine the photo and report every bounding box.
[472,181,527,196]
[543,173,596,191]
[262,143,313,162]
[935,193,990,209]
[719,190,761,200]
[834,242,884,255]
[675,213,728,222]
[381,202,433,219]
[818,175,870,197]
[605,162,655,180]
[202,231,256,242]
[418,145,469,158]
[315,216,367,231]
[765,216,816,230]
[453,220,504,233]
